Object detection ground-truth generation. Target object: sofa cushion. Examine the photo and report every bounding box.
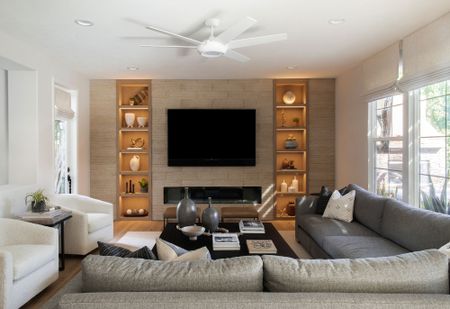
[262,250,449,294]
[322,190,356,223]
[0,244,55,280]
[322,236,409,259]
[347,184,387,234]
[381,199,450,251]
[87,213,111,233]
[82,255,263,292]
[298,214,378,247]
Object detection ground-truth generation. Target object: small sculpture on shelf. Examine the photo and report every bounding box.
[288,160,296,169]
[129,155,140,171]
[281,111,287,128]
[137,116,147,128]
[126,180,135,194]
[124,113,136,128]
[281,158,290,169]
[129,137,145,150]
[284,134,298,149]
[125,208,147,217]
[287,201,296,216]
[292,117,300,127]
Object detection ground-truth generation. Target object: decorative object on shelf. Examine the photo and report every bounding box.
[25,189,48,213]
[137,116,148,128]
[288,160,296,169]
[292,117,300,127]
[288,185,296,193]
[129,98,135,106]
[126,179,135,193]
[124,208,149,217]
[178,225,205,241]
[132,89,148,105]
[281,158,290,169]
[291,176,299,192]
[126,181,129,193]
[281,110,287,128]
[129,155,140,171]
[176,187,198,228]
[124,113,136,128]
[287,201,296,216]
[138,178,148,193]
[280,179,288,193]
[284,134,298,149]
[282,90,296,104]
[129,137,145,149]
[202,197,220,233]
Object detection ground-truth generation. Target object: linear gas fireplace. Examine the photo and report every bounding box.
[164,186,262,204]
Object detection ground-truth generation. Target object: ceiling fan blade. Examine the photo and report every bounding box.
[216,16,257,44]
[229,33,287,49]
[139,45,197,48]
[145,25,201,45]
[224,50,250,62]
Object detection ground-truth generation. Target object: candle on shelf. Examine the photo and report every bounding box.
[291,176,299,192]
[280,179,288,193]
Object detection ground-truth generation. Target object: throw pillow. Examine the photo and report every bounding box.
[156,238,211,261]
[97,241,156,260]
[322,189,356,222]
[315,186,348,215]
[438,242,450,258]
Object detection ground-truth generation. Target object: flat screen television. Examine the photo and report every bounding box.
[168,109,256,166]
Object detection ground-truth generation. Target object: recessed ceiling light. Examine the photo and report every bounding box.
[127,66,139,71]
[74,19,94,27]
[286,65,297,70]
[328,18,345,25]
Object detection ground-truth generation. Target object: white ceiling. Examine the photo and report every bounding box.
[0,0,449,79]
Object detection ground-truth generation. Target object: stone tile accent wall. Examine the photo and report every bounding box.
[151,80,274,220]
[90,80,117,217]
[308,79,335,193]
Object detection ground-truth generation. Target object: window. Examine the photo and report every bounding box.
[368,79,450,214]
[368,95,405,200]
[411,80,450,214]
[0,69,7,185]
[54,87,75,194]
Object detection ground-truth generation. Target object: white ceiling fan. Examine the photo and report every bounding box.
[139,17,287,62]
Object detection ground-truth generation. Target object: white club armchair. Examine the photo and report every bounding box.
[0,218,59,309]
[49,194,114,255]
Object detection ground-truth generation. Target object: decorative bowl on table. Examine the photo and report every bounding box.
[180,225,205,241]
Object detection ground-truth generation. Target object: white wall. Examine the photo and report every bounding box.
[335,12,450,188]
[0,69,7,185]
[0,29,90,200]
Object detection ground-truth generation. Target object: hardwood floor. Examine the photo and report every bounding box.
[22,219,294,308]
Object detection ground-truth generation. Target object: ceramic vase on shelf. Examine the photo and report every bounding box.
[129,155,140,171]
[177,187,198,228]
[291,176,299,192]
[202,197,220,233]
[125,113,135,128]
[137,116,147,128]
[280,180,288,193]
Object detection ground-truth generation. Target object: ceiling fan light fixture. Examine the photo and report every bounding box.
[197,40,228,58]
[328,18,345,25]
[74,19,94,27]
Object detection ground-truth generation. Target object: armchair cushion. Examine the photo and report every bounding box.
[0,244,55,280]
[87,213,112,233]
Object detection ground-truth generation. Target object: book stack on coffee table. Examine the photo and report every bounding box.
[212,233,240,251]
[239,219,265,234]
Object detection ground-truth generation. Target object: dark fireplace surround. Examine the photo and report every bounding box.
[164,186,262,204]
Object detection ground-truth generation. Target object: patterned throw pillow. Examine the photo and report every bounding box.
[315,186,348,214]
[156,238,211,261]
[97,241,156,260]
[322,190,356,223]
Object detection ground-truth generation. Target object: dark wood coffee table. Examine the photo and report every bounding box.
[159,223,297,259]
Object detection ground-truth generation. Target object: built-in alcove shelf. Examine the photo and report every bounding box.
[116,80,152,220]
[274,79,309,220]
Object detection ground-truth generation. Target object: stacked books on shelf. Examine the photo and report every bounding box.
[212,233,240,251]
[246,239,277,254]
[239,219,265,234]
[19,209,72,225]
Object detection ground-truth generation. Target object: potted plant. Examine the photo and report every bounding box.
[25,189,49,213]
[138,178,148,193]
[292,117,300,127]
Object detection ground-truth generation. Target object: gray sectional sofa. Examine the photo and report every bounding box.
[296,184,450,258]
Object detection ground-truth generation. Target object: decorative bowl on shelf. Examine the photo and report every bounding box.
[179,225,205,241]
[282,91,296,104]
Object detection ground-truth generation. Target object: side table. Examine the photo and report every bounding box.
[18,210,72,271]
